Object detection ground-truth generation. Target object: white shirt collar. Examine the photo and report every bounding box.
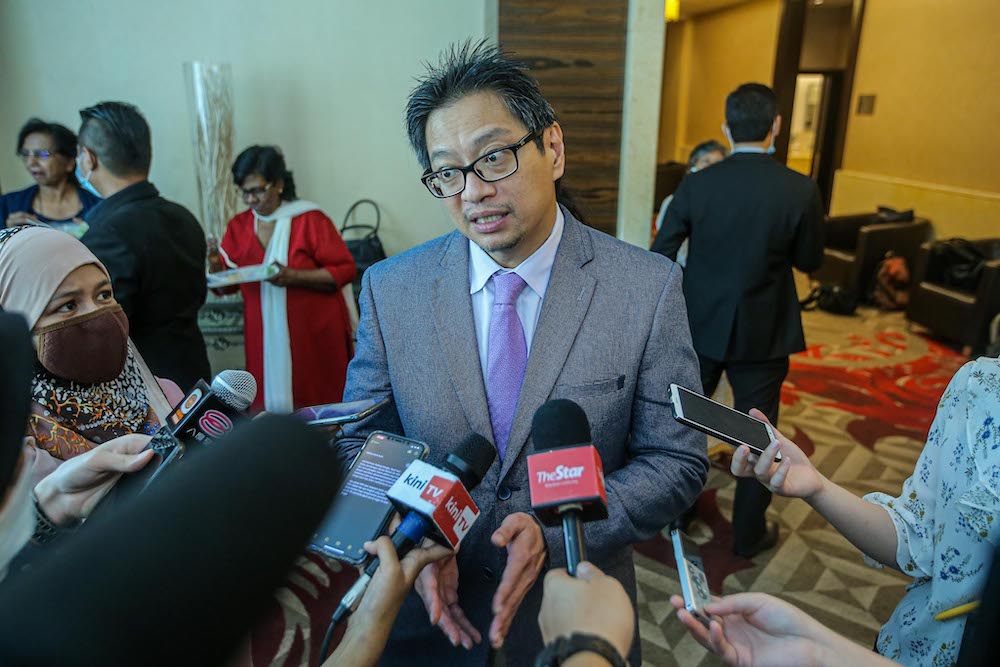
[469,206,564,298]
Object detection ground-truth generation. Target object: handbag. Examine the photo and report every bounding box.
[930,238,987,291]
[801,284,858,316]
[340,199,387,303]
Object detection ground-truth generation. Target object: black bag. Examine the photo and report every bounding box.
[876,206,915,223]
[801,284,858,316]
[340,199,387,301]
[930,238,987,291]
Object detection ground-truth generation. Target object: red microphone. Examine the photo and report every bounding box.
[528,399,609,576]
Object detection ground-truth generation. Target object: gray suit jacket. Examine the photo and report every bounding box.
[339,208,708,666]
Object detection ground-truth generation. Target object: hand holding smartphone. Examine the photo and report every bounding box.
[671,529,713,628]
[669,384,781,461]
[309,431,428,565]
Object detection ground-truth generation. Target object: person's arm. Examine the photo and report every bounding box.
[310,211,358,289]
[671,592,901,667]
[267,264,339,291]
[325,536,452,667]
[650,181,692,260]
[32,434,154,526]
[733,409,897,569]
[538,262,710,568]
[269,212,357,292]
[336,266,404,464]
[791,183,825,273]
[208,224,241,296]
[538,562,634,666]
[81,217,140,321]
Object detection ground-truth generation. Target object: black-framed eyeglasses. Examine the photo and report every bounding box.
[17,149,55,160]
[421,128,543,198]
[237,182,273,200]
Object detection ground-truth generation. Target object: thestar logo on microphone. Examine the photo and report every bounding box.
[536,464,586,484]
[528,445,609,524]
[387,460,480,549]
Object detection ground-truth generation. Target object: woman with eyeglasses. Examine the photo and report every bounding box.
[0,118,100,238]
[208,145,357,414]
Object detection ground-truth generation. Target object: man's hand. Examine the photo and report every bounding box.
[489,512,548,648]
[539,561,634,661]
[6,211,39,228]
[329,536,453,667]
[414,552,481,648]
[33,434,154,525]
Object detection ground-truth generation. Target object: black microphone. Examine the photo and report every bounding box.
[112,370,258,499]
[149,369,257,458]
[327,433,495,632]
[529,399,609,576]
[0,415,341,667]
[0,312,34,496]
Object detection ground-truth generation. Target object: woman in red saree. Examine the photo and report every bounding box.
[212,146,356,414]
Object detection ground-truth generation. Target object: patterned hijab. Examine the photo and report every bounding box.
[0,226,159,456]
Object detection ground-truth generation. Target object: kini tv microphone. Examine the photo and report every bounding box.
[528,399,609,576]
[328,433,496,627]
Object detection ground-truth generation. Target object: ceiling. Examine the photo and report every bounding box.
[678,0,853,20]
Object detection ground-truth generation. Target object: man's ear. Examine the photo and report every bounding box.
[771,115,782,140]
[79,147,97,172]
[546,122,566,182]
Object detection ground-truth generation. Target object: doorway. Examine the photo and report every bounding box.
[788,70,844,206]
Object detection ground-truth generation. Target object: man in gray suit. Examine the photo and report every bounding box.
[339,42,708,666]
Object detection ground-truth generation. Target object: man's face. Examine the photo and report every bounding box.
[424,91,565,268]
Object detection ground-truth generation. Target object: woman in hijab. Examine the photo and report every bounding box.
[0,225,183,482]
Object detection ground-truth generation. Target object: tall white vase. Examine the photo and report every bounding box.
[184,62,239,242]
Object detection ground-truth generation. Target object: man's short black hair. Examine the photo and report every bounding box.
[78,101,152,177]
[404,40,557,171]
[16,118,78,159]
[725,83,777,143]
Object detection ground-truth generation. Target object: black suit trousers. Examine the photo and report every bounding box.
[699,355,789,553]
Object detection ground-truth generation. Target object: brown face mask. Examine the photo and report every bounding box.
[34,305,130,384]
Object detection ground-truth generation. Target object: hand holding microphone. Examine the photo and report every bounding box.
[324,433,496,656]
[528,399,609,576]
[325,536,453,667]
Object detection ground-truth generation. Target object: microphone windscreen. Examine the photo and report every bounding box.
[0,415,340,667]
[0,312,33,495]
[212,369,258,411]
[532,399,592,451]
[447,433,496,490]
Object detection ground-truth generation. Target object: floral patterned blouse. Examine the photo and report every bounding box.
[865,357,1000,666]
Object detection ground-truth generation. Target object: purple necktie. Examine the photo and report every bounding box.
[486,271,528,460]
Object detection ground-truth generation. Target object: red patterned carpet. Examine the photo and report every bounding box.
[240,308,968,667]
[634,308,968,667]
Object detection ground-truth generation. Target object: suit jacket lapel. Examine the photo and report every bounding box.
[431,233,495,446]
[500,213,596,481]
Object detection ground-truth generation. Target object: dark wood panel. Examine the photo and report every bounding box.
[499,0,629,236]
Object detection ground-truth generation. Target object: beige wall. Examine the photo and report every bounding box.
[0,0,491,255]
[832,0,1000,238]
[658,0,783,164]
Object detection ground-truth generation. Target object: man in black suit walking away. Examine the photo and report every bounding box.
[78,102,210,389]
[652,83,824,558]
